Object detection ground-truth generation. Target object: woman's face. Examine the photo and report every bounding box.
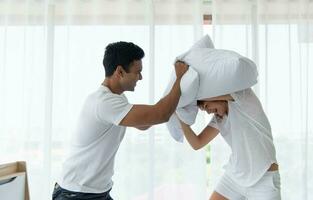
[197,100,228,118]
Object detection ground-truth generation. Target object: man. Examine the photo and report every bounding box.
[52,41,188,199]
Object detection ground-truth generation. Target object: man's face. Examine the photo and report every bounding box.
[197,100,228,118]
[121,60,143,91]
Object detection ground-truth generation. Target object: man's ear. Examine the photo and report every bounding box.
[115,65,125,78]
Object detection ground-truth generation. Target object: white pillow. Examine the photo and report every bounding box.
[164,67,199,108]
[166,34,213,107]
[166,34,258,143]
[182,48,258,99]
[166,35,215,142]
[166,103,199,143]
[190,34,215,49]
[176,34,214,61]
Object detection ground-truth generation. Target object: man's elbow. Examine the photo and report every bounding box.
[160,112,171,123]
[153,102,174,124]
[137,126,151,131]
[153,110,171,124]
[191,144,202,151]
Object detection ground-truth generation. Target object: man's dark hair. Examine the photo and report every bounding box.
[103,41,145,77]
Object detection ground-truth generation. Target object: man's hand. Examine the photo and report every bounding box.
[174,61,189,78]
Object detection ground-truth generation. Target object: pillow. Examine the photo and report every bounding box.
[182,48,258,99]
[164,67,199,108]
[166,103,199,143]
[190,34,215,49]
[166,34,258,143]
[165,35,213,143]
[166,34,213,107]
[176,34,214,62]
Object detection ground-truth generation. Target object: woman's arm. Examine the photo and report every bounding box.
[178,118,219,150]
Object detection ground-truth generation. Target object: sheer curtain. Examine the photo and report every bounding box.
[0,0,208,199]
[209,0,313,199]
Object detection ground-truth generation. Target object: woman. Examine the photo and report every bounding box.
[178,88,281,200]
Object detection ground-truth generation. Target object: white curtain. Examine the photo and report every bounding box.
[0,0,208,199]
[209,0,313,199]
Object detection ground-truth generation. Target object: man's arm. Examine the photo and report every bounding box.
[178,118,219,150]
[120,61,188,128]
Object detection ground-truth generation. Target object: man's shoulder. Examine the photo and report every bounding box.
[91,88,130,112]
[89,86,125,101]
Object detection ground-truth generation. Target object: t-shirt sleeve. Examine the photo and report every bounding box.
[208,115,219,130]
[96,93,133,126]
[230,88,265,118]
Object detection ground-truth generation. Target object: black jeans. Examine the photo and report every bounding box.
[52,183,113,200]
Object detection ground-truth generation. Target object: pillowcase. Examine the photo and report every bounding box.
[176,34,214,61]
[166,34,213,108]
[182,48,258,100]
[164,67,199,108]
[190,34,215,49]
[165,34,258,142]
[166,103,199,142]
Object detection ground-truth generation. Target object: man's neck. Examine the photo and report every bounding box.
[102,78,123,95]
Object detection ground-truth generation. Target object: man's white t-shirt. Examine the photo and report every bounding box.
[209,88,277,187]
[58,85,133,193]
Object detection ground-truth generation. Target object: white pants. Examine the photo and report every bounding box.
[215,171,281,200]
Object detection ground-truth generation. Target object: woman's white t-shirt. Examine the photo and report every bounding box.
[58,85,133,193]
[209,88,277,187]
